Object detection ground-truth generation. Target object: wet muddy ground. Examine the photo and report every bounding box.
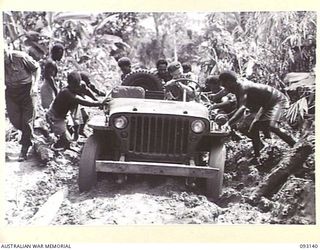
[4,130,315,225]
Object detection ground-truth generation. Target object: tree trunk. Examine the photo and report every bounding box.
[152,13,160,41]
[3,12,19,44]
[173,32,177,61]
[152,13,163,59]
[250,141,313,202]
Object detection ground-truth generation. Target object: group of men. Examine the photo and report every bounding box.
[5,44,107,161]
[117,57,196,85]
[5,46,296,164]
[116,56,296,163]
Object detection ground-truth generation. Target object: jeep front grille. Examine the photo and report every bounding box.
[129,115,189,155]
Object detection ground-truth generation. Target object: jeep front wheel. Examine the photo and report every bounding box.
[78,135,99,192]
[206,143,226,200]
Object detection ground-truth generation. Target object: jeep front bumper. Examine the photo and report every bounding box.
[95,160,218,178]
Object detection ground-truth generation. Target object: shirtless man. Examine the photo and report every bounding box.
[219,71,296,163]
[118,57,132,82]
[46,71,106,150]
[154,59,172,83]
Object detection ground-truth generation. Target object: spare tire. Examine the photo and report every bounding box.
[122,70,163,91]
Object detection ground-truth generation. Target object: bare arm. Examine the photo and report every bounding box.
[74,95,102,107]
[80,85,98,101]
[208,88,228,102]
[46,76,58,96]
[31,66,41,96]
[30,66,41,114]
[88,83,106,96]
[177,82,195,98]
[228,88,247,126]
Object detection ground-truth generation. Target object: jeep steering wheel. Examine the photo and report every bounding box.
[164,78,210,104]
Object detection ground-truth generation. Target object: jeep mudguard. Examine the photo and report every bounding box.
[121,70,163,91]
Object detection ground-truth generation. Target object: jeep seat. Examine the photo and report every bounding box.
[111,86,145,99]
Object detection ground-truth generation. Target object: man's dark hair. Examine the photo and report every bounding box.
[182,62,192,73]
[51,43,64,61]
[44,60,57,77]
[219,70,237,83]
[205,75,220,86]
[118,57,131,67]
[156,59,168,68]
[80,72,90,85]
[67,71,81,87]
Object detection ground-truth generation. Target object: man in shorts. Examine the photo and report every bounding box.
[219,71,296,163]
[70,72,106,140]
[46,71,106,150]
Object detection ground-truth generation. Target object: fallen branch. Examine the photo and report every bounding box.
[32,115,54,163]
[28,188,68,226]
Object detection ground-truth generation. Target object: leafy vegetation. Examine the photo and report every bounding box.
[3,11,316,125]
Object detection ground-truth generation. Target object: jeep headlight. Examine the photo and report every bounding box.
[191,120,205,133]
[114,115,128,129]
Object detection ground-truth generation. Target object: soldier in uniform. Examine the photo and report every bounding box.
[4,48,41,161]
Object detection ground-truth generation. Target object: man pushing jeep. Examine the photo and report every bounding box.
[46,71,106,150]
[219,71,296,164]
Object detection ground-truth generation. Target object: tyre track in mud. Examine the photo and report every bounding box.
[4,136,315,225]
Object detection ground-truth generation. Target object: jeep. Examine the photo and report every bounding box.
[78,71,229,200]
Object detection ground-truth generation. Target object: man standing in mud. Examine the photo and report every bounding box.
[4,47,41,161]
[219,71,296,164]
[46,71,106,150]
[69,71,106,140]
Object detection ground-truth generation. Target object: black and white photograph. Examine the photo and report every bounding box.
[3,11,316,226]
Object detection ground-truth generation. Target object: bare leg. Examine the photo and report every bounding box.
[269,125,296,146]
[249,122,263,158]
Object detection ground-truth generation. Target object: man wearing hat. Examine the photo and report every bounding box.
[164,61,197,101]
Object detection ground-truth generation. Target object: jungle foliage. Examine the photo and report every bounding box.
[3,11,316,125]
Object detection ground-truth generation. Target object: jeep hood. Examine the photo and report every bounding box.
[109,98,208,118]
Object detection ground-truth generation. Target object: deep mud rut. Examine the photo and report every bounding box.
[4,132,315,225]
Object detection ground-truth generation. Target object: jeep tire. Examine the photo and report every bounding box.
[122,70,163,91]
[206,143,226,200]
[78,134,99,192]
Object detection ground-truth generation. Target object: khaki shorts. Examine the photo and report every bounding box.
[258,97,289,123]
[46,109,66,136]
